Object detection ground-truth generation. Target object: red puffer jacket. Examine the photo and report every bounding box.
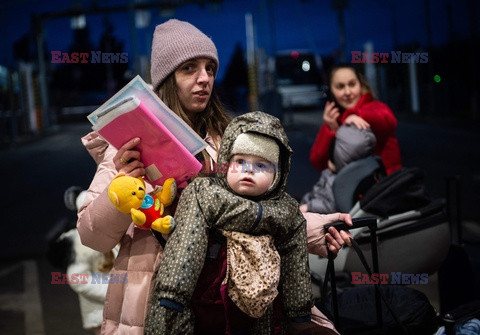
[310,93,402,175]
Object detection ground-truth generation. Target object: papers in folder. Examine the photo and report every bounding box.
[87,75,207,187]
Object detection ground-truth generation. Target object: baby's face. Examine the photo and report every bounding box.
[227,154,275,197]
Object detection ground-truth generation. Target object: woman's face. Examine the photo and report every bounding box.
[330,68,362,110]
[174,57,216,119]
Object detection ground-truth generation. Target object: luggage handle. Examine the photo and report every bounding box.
[324,216,378,233]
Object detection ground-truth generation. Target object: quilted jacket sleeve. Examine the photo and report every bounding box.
[275,209,313,319]
[77,133,132,253]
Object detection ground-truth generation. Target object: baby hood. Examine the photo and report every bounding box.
[216,111,292,200]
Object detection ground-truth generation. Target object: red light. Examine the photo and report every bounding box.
[291,51,299,59]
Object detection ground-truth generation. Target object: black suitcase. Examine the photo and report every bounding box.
[437,176,480,333]
[438,176,480,313]
[316,217,438,334]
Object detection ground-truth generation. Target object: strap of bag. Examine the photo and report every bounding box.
[349,238,407,332]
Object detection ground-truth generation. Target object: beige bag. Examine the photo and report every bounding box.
[221,231,281,318]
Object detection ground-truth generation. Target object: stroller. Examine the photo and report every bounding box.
[309,156,451,296]
[308,158,480,333]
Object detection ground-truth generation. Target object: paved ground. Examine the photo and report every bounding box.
[0,110,479,333]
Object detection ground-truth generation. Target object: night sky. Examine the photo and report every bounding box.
[0,0,478,81]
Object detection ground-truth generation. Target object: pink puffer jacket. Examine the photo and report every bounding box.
[77,132,164,334]
[77,131,339,335]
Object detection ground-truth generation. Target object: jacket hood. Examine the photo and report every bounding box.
[216,111,292,200]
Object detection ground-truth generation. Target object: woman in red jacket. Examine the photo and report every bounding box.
[310,64,402,175]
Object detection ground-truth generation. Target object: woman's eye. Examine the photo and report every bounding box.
[182,64,194,72]
[206,65,215,74]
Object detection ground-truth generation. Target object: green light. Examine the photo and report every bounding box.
[434,74,441,83]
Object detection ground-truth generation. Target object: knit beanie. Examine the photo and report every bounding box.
[151,19,219,91]
[231,132,279,165]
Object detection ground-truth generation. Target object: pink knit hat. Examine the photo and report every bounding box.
[150,19,219,91]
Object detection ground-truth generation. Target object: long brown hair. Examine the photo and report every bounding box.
[156,73,231,140]
[328,63,377,99]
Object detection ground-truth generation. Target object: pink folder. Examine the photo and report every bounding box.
[95,97,202,187]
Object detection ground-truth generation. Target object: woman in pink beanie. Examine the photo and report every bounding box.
[77,19,351,334]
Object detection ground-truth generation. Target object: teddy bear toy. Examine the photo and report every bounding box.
[107,174,177,234]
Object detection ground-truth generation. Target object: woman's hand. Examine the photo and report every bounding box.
[299,204,308,213]
[304,212,352,258]
[325,213,353,254]
[344,114,370,129]
[324,213,353,254]
[323,101,340,132]
[113,137,146,177]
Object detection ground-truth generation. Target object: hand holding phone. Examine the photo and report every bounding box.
[325,87,336,103]
[323,99,341,131]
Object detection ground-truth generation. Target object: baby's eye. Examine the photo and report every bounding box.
[255,162,266,169]
[237,159,245,164]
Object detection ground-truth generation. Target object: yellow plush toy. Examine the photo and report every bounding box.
[107,174,177,234]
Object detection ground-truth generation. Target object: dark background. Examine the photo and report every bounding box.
[0,0,479,333]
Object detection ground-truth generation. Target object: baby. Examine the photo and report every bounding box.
[301,124,377,213]
[146,111,313,334]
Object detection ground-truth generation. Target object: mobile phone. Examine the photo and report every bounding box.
[325,88,335,103]
[323,87,339,109]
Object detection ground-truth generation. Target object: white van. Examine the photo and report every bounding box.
[274,50,324,109]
